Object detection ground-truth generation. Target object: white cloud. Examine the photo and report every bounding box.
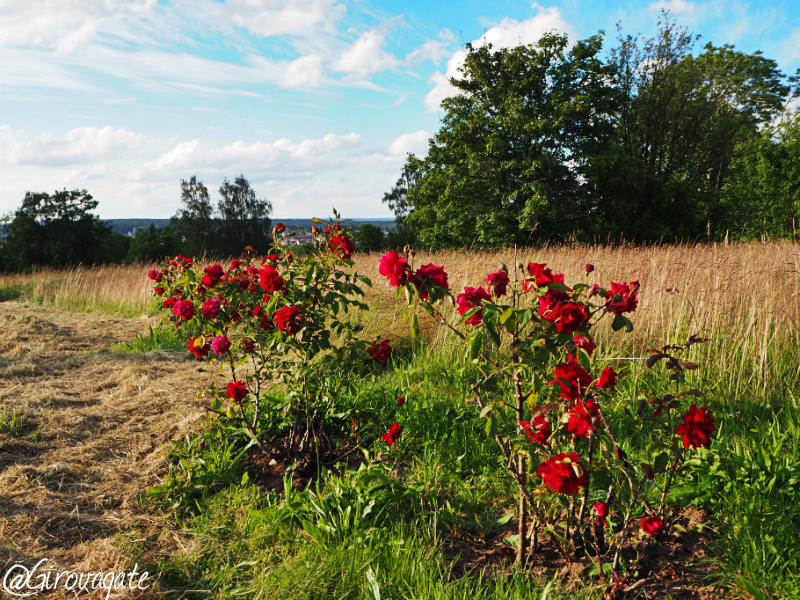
[224,0,346,38]
[647,0,695,13]
[332,29,398,78]
[388,130,430,157]
[424,3,579,111]
[280,54,325,88]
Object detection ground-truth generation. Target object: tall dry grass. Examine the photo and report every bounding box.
[1,243,797,400]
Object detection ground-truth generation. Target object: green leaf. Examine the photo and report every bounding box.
[611,314,633,332]
[469,331,483,360]
[186,268,196,283]
[485,416,497,437]
[499,307,516,324]
[210,397,221,411]
[410,313,420,339]
[576,348,591,372]
[546,282,570,292]
[517,309,532,327]
[479,404,493,419]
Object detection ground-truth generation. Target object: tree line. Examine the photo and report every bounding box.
[383,15,800,247]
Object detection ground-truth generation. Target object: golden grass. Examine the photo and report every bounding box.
[2,242,797,398]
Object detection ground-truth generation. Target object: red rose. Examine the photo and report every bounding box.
[275,305,304,334]
[162,296,176,309]
[675,404,715,449]
[397,396,406,406]
[211,335,231,354]
[550,360,593,401]
[456,286,492,326]
[593,501,608,526]
[230,259,241,270]
[201,263,225,287]
[605,281,639,315]
[201,297,221,319]
[241,338,256,352]
[154,287,165,296]
[379,250,410,287]
[485,269,509,298]
[544,302,588,334]
[259,265,285,293]
[519,414,551,445]
[366,339,392,364]
[330,234,354,259]
[566,399,601,439]
[593,367,618,389]
[325,223,342,236]
[172,299,195,321]
[573,334,596,356]
[275,222,286,233]
[259,316,274,331]
[413,263,449,299]
[382,421,403,446]
[186,336,211,360]
[641,516,664,536]
[147,269,163,282]
[585,264,594,274]
[225,380,248,403]
[527,262,554,287]
[536,452,588,494]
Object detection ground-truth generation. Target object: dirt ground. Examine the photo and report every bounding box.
[0,302,209,599]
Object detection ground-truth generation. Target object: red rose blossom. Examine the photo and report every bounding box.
[485,269,510,297]
[275,222,286,233]
[413,263,449,299]
[566,399,601,439]
[536,452,588,494]
[545,302,588,334]
[225,380,248,403]
[397,396,406,406]
[211,335,231,354]
[573,334,597,356]
[259,265,285,293]
[186,336,211,360]
[172,299,196,321]
[274,305,304,334]
[366,339,392,365]
[641,516,664,536]
[593,366,618,389]
[201,263,225,287]
[230,259,241,270]
[551,360,593,401]
[456,286,492,326]
[593,501,608,526]
[201,297,221,319]
[379,250,410,287]
[519,414,551,445]
[675,404,715,449]
[527,262,555,287]
[382,421,403,446]
[605,281,639,315]
[330,234,354,259]
[585,264,595,274]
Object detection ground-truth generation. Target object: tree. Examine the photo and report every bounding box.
[126,224,182,264]
[355,223,385,252]
[216,175,272,256]
[0,189,129,271]
[403,33,618,248]
[171,176,215,256]
[382,159,421,247]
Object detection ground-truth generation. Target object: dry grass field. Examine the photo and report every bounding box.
[0,241,797,598]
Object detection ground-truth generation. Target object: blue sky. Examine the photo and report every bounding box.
[1,0,798,219]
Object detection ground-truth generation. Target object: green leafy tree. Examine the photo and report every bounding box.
[355,223,385,253]
[0,189,129,271]
[216,175,272,256]
[126,224,183,264]
[405,33,618,248]
[171,176,215,256]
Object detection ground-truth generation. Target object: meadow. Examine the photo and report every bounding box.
[0,241,798,599]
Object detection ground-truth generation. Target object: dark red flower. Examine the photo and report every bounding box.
[230,259,241,270]
[519,414,551,445]
[485,269,510,297]
[413,263,449,299]
[593,367,618,389]
[259,316,274,331]
[641,516,664,536]
[456,286,492,326]
[172,299,196,321]
[550,360,593,401]
[593,501,609,526]
[201,297,221,319]
[397,396,406,406]
[274,305,304,334]
[186,336,211,360]
[544,302,588,334]
[573,334,597,356]
[379,250,410,287]
[585,264,595,274]
[241,338,256,352]
[211,335,231,354]
[566,399,601,439]
[259,265,285,293]
[536,452,588,494]
[675,404,715,449]
[330,234,354,259]
[366,339,392,364]
[527,262,554,287]
[201,263,225,287]
[147,269,162,282]
[382,421,403,446]
[225,380,248,403]
[275,223,286,233]
[605,281,639,315]
[154,287,165,296]
[162,296,176,309]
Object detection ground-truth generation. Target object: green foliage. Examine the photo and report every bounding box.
[0,405,24,435]
[355,223,385,253]
[0,189,131,271]
[113,324,186,354]
[126,224,182,264]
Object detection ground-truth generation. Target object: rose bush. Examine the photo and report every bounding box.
[379,249,715,582]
